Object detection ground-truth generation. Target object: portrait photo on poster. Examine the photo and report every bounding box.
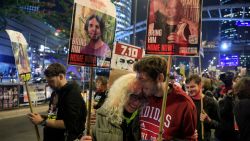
[80,14,111,57]
[111,42,144,72]
[112,54,137,72]
[69,3,116,67]
[146,0,201,56]
[11,42,31,74]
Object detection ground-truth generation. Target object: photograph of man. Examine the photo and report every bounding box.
[148,0,198,45]
[114,55,136,71]
[80,14,111,57]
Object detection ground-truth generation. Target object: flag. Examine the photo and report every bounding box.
[200,46,204,58]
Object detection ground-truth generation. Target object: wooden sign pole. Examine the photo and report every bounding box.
[24,77,40,141]
[157,56,172,141]
[86,67,94,135]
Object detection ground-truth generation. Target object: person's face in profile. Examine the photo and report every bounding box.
[136,72,160,97]
[46,75,62,91]
[87,17,102,40]
[165,0,180,20]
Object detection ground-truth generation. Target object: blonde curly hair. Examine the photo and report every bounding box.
[101,73,143,125]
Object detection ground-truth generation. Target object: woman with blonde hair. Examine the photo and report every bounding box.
[81,73,146,141]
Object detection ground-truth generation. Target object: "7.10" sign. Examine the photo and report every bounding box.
[115,43,143,59]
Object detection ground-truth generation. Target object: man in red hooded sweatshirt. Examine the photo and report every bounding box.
[134,56,197,141]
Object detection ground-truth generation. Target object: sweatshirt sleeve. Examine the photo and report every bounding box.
[181,102,197,140]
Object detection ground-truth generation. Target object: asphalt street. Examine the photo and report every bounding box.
[0,104,47,141]
[0,115,44,141]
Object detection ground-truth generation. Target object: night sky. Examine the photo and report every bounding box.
[202,0,220,41]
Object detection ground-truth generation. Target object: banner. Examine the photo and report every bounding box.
[146,0,201,56]
[0,84,19,110]
[111,42,144,72]
[6,30,31,81]
[23,83,51,103]
[68,0,116,68]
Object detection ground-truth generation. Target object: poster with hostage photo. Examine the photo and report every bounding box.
[146,0,201,56]
[111,42,144,72]
[6,30,31,81]
[68,0,116,68]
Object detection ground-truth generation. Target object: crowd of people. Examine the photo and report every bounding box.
[27,56,250,141]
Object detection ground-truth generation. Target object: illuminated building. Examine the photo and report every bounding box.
[240,55,250,68]
[220,0,250,43]
[19,0,40,12]
[113,0,132,43]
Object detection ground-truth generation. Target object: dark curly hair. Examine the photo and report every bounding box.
[44,63,66,78]
[133,56,167,81]
[84,14,105,38]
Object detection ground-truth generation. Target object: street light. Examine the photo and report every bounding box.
[221,42,228,50]
[54,29,62,37]
[220,41,231,51]
[54,32,59,36]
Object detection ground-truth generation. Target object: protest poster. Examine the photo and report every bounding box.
[22,83,51,103]
[146,0,201,56]
[6,30,31,81]
[68,0,116,68]
[111,42,144,72]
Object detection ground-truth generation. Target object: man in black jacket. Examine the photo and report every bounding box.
[215,72,240,141]
[186,74,220,141]
[28,63,87,141]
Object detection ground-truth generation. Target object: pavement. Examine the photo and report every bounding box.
[0,104,48,120]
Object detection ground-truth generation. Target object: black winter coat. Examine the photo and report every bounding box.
[215,94,239,141]
[234,99,250,141]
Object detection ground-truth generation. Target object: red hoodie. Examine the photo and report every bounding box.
[140,87,197,141]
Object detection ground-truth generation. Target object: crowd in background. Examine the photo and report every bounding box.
[88,69,250,141]
[26,60,250,141]
[160,70,249,141]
